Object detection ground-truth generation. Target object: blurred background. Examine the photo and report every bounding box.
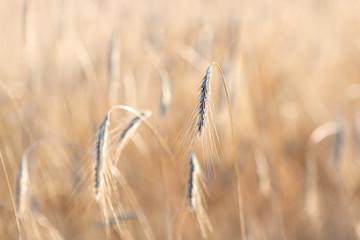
[1,0,360,239]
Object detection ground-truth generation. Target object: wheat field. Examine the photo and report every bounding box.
[1,0,360,239]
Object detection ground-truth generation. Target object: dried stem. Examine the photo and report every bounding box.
[211,62,246,240]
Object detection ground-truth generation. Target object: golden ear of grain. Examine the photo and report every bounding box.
[175,64,220,175]
[196,65,212,136]
[186,150,212,238]
[94,114,109,198]
[114,110,152,164]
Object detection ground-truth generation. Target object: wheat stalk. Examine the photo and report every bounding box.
[187,62,246,239]
[0,150,21,239]
[93,105,158,239]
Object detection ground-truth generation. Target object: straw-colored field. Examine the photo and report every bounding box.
[1,0,360,239]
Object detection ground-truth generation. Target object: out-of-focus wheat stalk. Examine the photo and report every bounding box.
[96,209,140,229]
[159,69,171,117]
[255,151,271,197]
[304,120,340,234]
[15,153,64,240]
[0,150,21,239]
[107,29,121,104]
